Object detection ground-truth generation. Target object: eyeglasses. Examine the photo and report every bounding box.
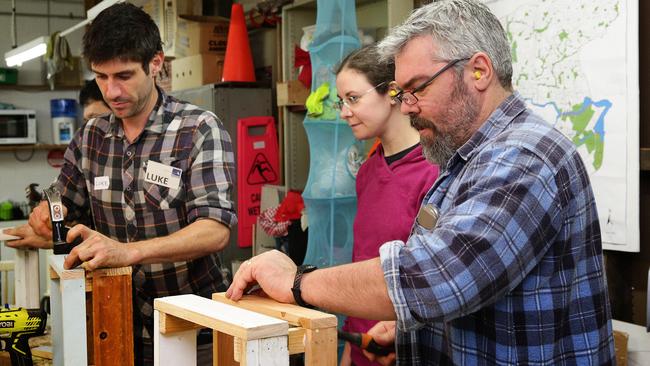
[392,58,469,105]
[334,81,386,111]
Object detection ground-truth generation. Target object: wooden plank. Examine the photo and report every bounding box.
[91,266,132,277]
[49,255,84,280]
[31,345,53,359]
[288,327,306,355]
[212,293,337,329]
[154,295,288,340]
[305,327,337,366]
[154,310,197,366]
[214,331,238,366]
[51,275,87,366]
[14,249,40,308]
[49,267,59,280]
[240,336,288,365]
[159,313,204,333]
[0,260,14,271]
[235,327,306,355]
[92,272,134,366]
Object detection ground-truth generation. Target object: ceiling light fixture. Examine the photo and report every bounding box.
[5,36,48,67]
[3,0,125,68]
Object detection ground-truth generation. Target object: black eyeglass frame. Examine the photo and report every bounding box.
[393,57,470,105]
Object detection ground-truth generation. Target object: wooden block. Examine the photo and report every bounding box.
[288,327,306,355]
[159,312,204,333]
[153,310,197,366]
[31,346,53,360]
[305,327,337,366]
[277,80,309,106]
[154,294,288,340]
[92,271,134,366]
[234,327,305,356]
[212,293,337,329]
[14,249,40,308]
[48,255,84,280]
[240,336,288,365]
[214,331,237,366]
[613,330,629,366]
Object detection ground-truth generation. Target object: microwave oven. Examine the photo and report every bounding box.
[0,109,37,144]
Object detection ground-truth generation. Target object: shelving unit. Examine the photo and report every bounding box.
[280,0,414,190]
[0,144,67,152]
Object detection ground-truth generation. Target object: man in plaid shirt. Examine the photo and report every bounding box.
[16,4,236,365]
[226,0,614,365]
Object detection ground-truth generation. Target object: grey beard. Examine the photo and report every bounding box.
[410,115,457,168]
[422,132,456,168]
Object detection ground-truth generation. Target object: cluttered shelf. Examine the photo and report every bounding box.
[0,84,80,91]
[0,144,67,152]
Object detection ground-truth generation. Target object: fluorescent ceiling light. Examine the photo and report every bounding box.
[4,36,48,67]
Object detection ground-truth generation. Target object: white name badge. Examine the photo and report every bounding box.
[145,160,182,189]
[94,176,110,190]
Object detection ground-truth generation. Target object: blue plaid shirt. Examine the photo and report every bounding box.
[380,93,614,365]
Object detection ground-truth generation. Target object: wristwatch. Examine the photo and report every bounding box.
[291,264,318,308]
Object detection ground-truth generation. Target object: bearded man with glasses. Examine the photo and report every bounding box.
[226,1,614,365]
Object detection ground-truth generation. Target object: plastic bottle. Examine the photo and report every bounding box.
[50,99,77,145]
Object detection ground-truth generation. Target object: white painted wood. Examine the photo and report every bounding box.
[242,336,289,365]
[49,254,84,280]
[0,260,14,305]
[154,295,288,340]
[14,248,40,308]
[50,255,87,366]
[154,310,197,366]
[50,273,63,366]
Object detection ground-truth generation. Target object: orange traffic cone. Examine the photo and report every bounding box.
[222,3,256,82]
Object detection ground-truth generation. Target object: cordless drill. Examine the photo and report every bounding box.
[0,307,47,366]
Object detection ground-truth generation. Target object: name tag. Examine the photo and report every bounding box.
[416,204,439,230]
[94,176,110,190]
[145,160,182,189]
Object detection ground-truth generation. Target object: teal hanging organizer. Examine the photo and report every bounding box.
[301,0,362,268]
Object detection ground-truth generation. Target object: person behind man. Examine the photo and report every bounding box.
[225,0,614,365]
[79,79,110,121]
[334,44,439,366]
[7,3,236,364]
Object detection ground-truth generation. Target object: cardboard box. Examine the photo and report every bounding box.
[175,15,229,58]
[139,0,202,58]
[277,80,310,106]
[171,53,224,91]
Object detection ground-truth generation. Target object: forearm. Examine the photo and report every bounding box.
[301,258,396,320]
[128,219,230,264]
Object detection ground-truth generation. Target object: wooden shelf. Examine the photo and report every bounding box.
[0,84,81,91]
[0,144,67,152]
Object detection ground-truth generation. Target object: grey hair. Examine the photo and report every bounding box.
[377,0,512,89]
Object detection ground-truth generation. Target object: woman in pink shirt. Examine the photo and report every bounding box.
[335,44,440,366]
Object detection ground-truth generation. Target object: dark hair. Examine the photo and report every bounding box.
[82,3,162,74]
[334,44,394,95]
[79,79,107,107]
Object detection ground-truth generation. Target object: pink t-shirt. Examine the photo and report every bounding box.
[344,144,439,365]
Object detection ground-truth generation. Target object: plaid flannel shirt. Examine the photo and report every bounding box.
[380,93,614,365]
[57,88,236,364]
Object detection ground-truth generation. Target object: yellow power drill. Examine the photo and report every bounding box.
[0,307,47,366]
